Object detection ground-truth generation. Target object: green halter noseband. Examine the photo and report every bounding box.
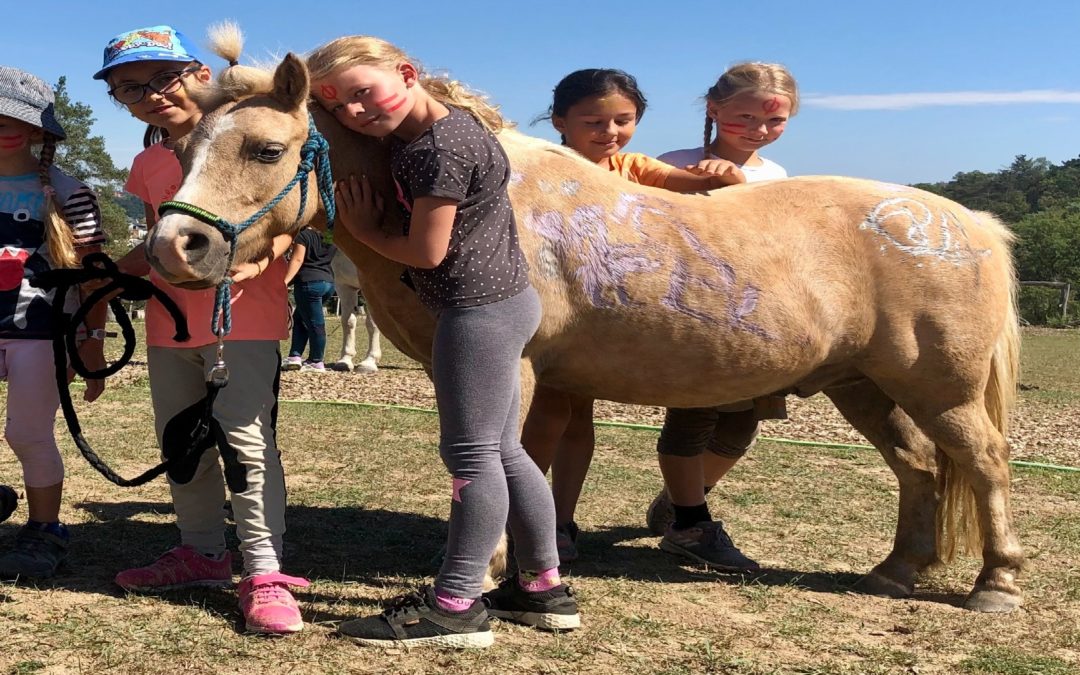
[158,114,336,337]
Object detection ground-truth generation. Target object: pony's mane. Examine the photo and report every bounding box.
[190,21,275,111]
[497,129,598,168]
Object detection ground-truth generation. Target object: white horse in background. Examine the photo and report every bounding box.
[330,250,382,373]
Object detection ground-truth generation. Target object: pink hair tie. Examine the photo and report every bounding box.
[42,185,57,199]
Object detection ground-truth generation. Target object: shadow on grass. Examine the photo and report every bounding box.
[0,499,453,633]
[0,502,967,633]
[561,523,968,607]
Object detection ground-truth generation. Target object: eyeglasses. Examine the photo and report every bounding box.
[108,64,201,105]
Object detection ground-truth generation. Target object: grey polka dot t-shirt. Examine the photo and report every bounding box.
[390,107,530,311]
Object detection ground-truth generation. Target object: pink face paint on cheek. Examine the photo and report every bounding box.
[719,123,746,135]
[319,84,338,100]
[762,97,782,113]
[0,134,26,149]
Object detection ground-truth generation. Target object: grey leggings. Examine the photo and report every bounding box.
[432,286,558,598]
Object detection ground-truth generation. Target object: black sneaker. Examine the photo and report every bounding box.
[338,586,493,649]
[0,523,69,579]
[0,485,16,524]
[556,521,580,564]
[660,520,760,572]
[482,576,581,631]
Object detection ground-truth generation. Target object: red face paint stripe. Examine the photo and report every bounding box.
[719,123,746,134]
[381,95,406,113]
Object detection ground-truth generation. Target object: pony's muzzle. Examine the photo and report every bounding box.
[147,215,231,289]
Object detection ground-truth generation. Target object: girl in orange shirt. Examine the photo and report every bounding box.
[525,69,744,562]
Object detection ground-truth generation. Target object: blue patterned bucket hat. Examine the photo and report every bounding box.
[93,25,203,80]
[0,66,66,140]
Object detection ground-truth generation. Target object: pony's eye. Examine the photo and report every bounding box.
[254,144,286,163]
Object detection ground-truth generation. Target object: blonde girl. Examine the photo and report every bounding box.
[308,35,580,648]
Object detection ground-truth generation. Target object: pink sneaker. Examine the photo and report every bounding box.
[115,545,233,592]
[238,572,310,634]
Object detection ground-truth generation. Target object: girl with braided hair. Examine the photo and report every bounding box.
[647,62,799,572]
[0,66,107,579]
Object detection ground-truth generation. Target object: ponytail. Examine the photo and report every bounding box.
[143,124,169,148]
[38,134,78,268]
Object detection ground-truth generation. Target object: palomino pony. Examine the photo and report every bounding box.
[144,46,1023,613]
[329,250,382,373]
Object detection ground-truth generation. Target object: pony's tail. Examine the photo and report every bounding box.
[936,212,1019,562]
[421,76,510,134]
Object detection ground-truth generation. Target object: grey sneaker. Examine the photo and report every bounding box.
[660,521,759,572]
[0,523,69,579]
[0,485,16,524]
[645,488,675,536]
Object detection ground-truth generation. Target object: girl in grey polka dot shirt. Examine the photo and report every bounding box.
[307,36,578,647]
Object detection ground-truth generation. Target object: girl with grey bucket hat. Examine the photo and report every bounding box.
[0,66,109,580]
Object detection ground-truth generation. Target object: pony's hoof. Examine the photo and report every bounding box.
[964,589,1021,613]
[355,358,379,374]
[853,571,913,598]
[329,361,353,372]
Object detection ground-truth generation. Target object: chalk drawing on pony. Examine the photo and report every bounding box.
[144,34,1025,614]
[859,196,991,265]
[328,249,381,373]
[521,186,770,336]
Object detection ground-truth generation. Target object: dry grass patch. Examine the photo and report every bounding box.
[0,325,1077,673]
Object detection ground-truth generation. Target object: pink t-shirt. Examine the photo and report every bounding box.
[125,142,289,348]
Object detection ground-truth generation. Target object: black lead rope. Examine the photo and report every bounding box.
[32,252,247,490]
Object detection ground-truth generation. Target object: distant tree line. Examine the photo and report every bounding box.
[915,155,1080,325]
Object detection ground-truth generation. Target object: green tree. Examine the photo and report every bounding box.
[1012,206,1080,325]
[913,154,1080,325]
[51,76,131,259]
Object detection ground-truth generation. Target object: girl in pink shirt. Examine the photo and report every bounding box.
[93,24,305,635]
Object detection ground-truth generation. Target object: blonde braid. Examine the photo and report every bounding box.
[38,134,78,268]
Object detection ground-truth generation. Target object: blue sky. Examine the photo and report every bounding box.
[3,0,1079,185]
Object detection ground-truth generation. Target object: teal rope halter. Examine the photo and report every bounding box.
[159,114,336,337]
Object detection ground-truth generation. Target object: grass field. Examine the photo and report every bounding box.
[0,326,1078,674]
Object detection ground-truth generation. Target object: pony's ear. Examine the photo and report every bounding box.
[271,53,309,110]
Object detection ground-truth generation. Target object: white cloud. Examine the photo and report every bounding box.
[805,90,1080,110]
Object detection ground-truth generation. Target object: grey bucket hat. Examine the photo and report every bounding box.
[0,66,66,140]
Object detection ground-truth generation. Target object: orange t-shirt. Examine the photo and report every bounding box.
[605,152,673,188]
[125,142,289,348]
